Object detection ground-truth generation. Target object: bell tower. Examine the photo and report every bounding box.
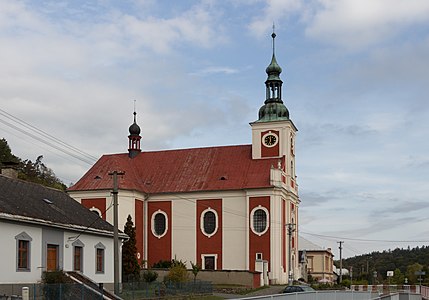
[128,110,141,158]
[250,31,297,176]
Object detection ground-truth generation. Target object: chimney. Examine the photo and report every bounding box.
[0,161,19,179]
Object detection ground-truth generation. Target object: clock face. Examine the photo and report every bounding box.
[264,134,277,146]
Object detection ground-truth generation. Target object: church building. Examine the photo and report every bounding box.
[68,32,300,285]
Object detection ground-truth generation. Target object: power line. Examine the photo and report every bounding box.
[0,108,97,165]
[300,231,429,244]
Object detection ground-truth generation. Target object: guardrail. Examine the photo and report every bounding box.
[239,290,378,300]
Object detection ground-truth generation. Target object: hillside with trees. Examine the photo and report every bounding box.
[337,245,429,285]
[0,138,66,190]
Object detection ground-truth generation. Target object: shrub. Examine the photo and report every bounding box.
[41,270,72,300]
[142,269,158,283]
[164,261,189,283]
[152,260,172,268]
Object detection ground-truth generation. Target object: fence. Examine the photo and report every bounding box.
[0,283,110,300]
[120,280,213,299]
[1,281,212,300]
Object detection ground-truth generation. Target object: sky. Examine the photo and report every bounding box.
[1,0,429,259]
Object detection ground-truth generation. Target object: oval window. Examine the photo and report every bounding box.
[203,211,216,235]
[253,209,267,234]
[153,213,166,236]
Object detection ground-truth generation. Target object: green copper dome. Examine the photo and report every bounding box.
[256,32,290,123]
[258,101,289,121]
[265,54,282,81]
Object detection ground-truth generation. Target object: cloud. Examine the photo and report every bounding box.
[190,66,240,76]
[247,0,304,37]
[249,0,429,50]
[305,0,429,50]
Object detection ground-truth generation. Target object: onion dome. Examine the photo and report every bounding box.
[129,111,141,135]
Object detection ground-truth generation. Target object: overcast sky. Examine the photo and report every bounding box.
[1,0,429,259]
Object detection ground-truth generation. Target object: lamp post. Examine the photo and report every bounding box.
[286,223,296,286]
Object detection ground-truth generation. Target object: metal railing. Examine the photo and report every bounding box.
[239,290,379,300]
[0,280,212,300]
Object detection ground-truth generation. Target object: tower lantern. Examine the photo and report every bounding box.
[128,110,141,158]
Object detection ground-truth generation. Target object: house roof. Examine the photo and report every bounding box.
[299,236,325,251]
[69,144,280,194]
[0,175,116,234]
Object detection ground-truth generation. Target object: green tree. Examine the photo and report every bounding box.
[122,215,140,281]
[1,138,66,190]
[19,155,66,190]
[391,268,405,284]
[0,138,19,163]
[406,263,423,284]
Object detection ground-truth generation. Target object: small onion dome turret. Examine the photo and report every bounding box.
[129,111,141,135]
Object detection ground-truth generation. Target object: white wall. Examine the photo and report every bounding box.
[0,222,43,283]
[63,232,116,284]
[0,220,116,284]
[222,192,247,270]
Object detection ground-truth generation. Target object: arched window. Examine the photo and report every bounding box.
[151,210,168,238]
[250,206,269,236]
[200,208,218,237]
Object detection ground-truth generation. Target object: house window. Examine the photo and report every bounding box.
[256,253,263,260]
[96,249,104,273]
[95,242,105,273]
[151,210,168,238]
[15,232,32,271]
[200,208,218,237]
[18,240,30,270]
[72,239,84,272]
[250,206,269,235]
[74,246,83,271]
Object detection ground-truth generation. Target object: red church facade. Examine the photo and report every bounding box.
[68,33,300,285]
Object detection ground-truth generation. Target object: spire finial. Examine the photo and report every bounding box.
[272,23,276,55]
[133,100,137,122]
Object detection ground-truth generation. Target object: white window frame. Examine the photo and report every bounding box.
[250,205,269,236]
[200,207,219,238]
[151,209,168,239]
[90,207,102,218]
[256,252,263,260]
[201,254,218,270]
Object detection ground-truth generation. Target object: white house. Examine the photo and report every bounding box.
[0,170,127,286]
[68,32,300,285]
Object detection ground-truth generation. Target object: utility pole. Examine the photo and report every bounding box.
[109,170,125,296]
[286,223,296,286]
[338,241,344,283]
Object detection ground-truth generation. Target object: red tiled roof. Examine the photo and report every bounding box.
[68,145,278,194]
